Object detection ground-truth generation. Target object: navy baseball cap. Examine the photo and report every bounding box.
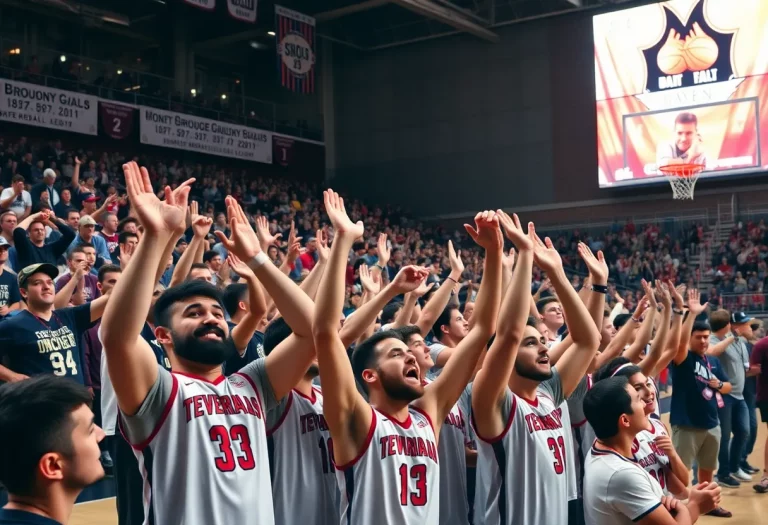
[18,263,59,288]
[731,312,753,325]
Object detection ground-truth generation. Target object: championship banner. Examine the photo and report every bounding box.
[0,79,97,135]
[183,0,215,10]
[275,6,316,93]
[227,0,257,22]
[139,106,272,164]
[99,101,135,140]
[273,136,295,167]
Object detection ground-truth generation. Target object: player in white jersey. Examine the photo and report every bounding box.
[583,376,720,525]
[473,223,606,525]
[592,358,691,498]
[101,164,318,525]
[313,193,503,525]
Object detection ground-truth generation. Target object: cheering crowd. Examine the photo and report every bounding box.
[0,153,765,525]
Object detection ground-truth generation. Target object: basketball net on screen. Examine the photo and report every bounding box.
[658,164,704,200]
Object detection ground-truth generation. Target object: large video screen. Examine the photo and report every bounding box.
[594,0,768,188]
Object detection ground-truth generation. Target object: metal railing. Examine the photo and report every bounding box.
[0,39,323,140]
[718,293,768,314]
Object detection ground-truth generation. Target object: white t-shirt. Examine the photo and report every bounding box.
[0,188,31,217]
[583,443,664,525]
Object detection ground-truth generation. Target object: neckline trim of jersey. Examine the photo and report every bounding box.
[174,371,226,385]
[375,407,412,429]
[293,387,317,403]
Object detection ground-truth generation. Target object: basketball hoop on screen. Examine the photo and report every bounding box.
[658,163,705,200]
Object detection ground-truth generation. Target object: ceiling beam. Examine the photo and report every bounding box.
[314,0,390,22]
[390,0,498,42]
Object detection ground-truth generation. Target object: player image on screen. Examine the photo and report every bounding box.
[656,112,707,169]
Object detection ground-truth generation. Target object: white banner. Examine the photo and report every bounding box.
[228,0,257,22]
[184,0,215,10]
[139,107,272,164]
[0,79,97,135]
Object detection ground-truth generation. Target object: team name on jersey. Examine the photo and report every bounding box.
[300,413,329,434]
[379,435,438,463]
[34,327,77,354]
[444,411,465,431]
[524,407,564,434]
[636,442,666,469]
[183,393,263,422]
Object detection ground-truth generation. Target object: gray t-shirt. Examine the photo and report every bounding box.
[709,334,748,400]
[428,343,448,378]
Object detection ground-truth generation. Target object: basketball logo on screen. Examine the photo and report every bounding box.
[642,0,734,92]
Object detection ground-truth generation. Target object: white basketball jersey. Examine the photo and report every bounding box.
[424,377,470,525]
[633,419,671,495]
[474,373,568,525]
[267,387,339,525]
[336,407,440,525]
[125,370,274,525]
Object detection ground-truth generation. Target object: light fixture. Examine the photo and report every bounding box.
[117,69,123,75]
[267,31,276,36]
[60,55,67,62]
[9,48,21,55]
[235,79,240,85]
[221,94,227,100]
[86,66,90,71]
[190,88,197,96]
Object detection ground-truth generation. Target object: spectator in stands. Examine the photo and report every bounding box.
[13,210,75,269]
[537,296,565,344]
[299,235,318,271]
[117,231,139,267]
[55,246,101,303]
[0,211,16,247]
[0,175,32,221]
[707,309,751,487]
[0,376,105,525]
[31,169,60,209]
[203,250,223,285]
[188,262,213,283]
[15,152,33,183]
[98,214,119,262]
[0,237,21,319]
[54,187,74,218]
[69,216,111,266]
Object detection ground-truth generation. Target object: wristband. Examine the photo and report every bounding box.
[374,264,385,271]
[590,284,608,294]
[631,316,641,323]
[446,276,459,284]
[672,308,684,315]
[250,252,269,269]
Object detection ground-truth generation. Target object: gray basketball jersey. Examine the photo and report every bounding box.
[120,363,276,525]
[633,419,671,495]
[473,368,568,525]
[425,377,470,525]
[267,387,339,525]
[566,374,594,498]
[336,406,440,525]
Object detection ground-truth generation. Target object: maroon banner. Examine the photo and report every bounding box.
[276,6,316,94]
[99,102,135,140]
[273,136,295,167]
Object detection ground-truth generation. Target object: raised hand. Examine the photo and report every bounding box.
[324,189,364,239]
[497,211,533,251]
[285,240,301,263]
[633,297,650,320]
[316,229,330,262]
[214,196,262,261]
[122,161,193,235]
[74,260,88,281]
[577,242,608,284]
[118,240,136,270]
[391,265,430,295]
[74,156,82,166]
[255,215,282,249]
[669,280,685,308]
[447,240,465,276]
[529,223,562,273]
[377,233,391,267]
[502,248,516,273]
[228,253,256,280]
[287,221,302,250]
[359,264,381,295]
[413,278,435,298]
[641,279,658,309]
[189,201,212,238]
[464,211,502,251]
[687,288,707,316]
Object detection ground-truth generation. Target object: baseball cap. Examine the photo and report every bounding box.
[43,168,56,179]
[0,237,9,248]
[731,312,753,325]
[81,193,98,203]
[18,263,59,288]
[79,216,97,227]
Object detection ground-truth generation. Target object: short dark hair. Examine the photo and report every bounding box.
[391,325,422,345]
[381,302,402,326]
[583,376,632,440]
[68,245,87,260]
[11,174,25,184]
[709,309,730,333]
[67,209,80,219]
[613,313,632,330]
[153,280,224,329]
[97,264,122,283]
[263,317,293,356]
[0,376,92,496]
[592,356,641,384]
[117,217,138,232]
[203,250,221,264]
[222,283,248,317]
[691,320,712,334]
[189,262,209,272]
[118,231,138,245]
[675,112,698,126]
[351,330,405,394]
[536,296,559,314]
[432,304,459,341]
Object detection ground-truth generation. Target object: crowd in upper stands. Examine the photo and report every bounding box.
[0,135,763,319]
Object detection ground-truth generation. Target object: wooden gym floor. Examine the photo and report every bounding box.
[70,419,768,525]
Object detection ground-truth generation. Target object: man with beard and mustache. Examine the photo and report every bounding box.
[472,226,603,525]
[101,163,317,525]
[313,191,503,525]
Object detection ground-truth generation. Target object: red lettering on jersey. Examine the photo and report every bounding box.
[213,396,224,414]
[525,409,565,434]
[193,395,204,418]
[250,397,262,418]
[232,395,248,415]
[220,396,234,415]
[243,396,256,416]
[649,441,666,457]
[417,438,427,457]
[427,440,437,462]
[202,395,215,415]
[184,397,194,421]
[378,435,438,463]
